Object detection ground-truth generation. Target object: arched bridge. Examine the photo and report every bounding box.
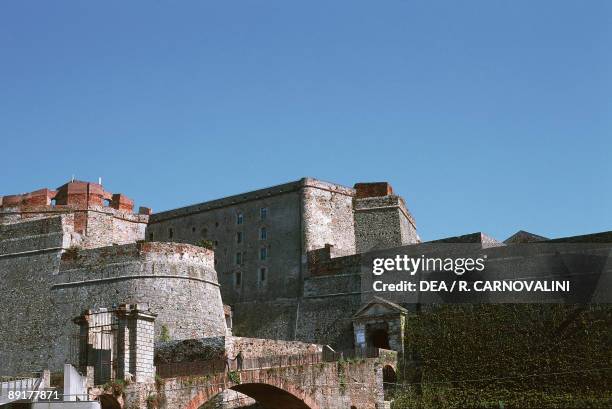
[154,349,397,409]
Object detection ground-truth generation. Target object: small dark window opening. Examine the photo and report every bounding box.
[236,213,244,225]
[236,252,242,265]
[192,226,196,233]
[201,228,208,238]
[215,222,219,228]
[148,233,154,241]
[236,231,243,243]
[260,207,268,220]
[259,267,267,282]
[168,228,173,239]
[235,271,242,287]
[260,247,267,261]
[260,227,267,240]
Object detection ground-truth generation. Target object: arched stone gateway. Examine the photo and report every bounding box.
[190,383,316,409]
[382,364,397,401]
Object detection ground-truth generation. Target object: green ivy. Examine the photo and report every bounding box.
[391,305,612,409]
[228,371,241,384]
[196,239,215,250]
[159,324,171,342]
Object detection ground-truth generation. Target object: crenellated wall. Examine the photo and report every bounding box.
[0,181,149,248]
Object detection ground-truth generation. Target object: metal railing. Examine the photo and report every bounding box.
[0,373,44,405]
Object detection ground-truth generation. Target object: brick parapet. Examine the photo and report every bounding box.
[0,180,148,222]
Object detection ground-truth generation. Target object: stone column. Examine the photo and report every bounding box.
[116,304,157,383]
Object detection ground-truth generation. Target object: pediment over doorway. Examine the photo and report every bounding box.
[353,296,407,320]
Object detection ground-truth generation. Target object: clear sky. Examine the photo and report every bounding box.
[1,1,610,241]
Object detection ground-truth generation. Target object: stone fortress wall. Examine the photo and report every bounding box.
[0,181,227,375]
[3,176,608,379]
[146,178,422,351]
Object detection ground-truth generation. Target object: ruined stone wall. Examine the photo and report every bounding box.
[0,216,226,374]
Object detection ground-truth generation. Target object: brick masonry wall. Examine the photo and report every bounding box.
[157,358,387,409]
[227,336,321,358]
[0,191,148,250]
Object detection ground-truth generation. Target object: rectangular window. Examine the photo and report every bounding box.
[168,228,173,239]
[260,207,268,220]
[148,232,154,241]
[235,271,242,287]
[236,252,243,265]
[259,247,267,261]
[259,267,267,282]
[236,213,244,225]
[236,231,243,243]
[260,227,267,240]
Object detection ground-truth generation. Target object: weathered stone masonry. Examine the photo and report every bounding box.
[0,181,227,375]
[147,178,421,351]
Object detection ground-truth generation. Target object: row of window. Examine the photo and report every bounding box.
[234,267,267,287]
[157,207,269,241]
[161,226,268,242]
[235,247,268,265]
[236,227,267,243]
[237,207,268,225]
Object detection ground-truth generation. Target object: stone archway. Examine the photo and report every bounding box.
[382,365,397,400]
[187,383,317,409]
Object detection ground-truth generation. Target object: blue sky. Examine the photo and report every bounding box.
[1,1,610,241]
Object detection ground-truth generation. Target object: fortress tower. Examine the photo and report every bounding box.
[0,180,151,248]
[0,181,227,375]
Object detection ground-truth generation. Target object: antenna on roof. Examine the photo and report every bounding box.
[71,174,75,183]
[98,177,102,185]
